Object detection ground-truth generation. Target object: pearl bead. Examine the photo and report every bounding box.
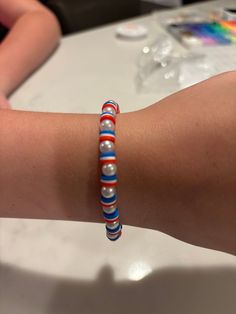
[106,221,119,230]
[102,163,117,176]
[101,186,116,198]
[102,106,116,115]
[100,140,114,153]
[100,119,115,131]
[103,205,116,214]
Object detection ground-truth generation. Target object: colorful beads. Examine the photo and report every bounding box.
[99,130,116,142]
[100,174,117,186]
[102,100,120,113]
[100,112,116,124]
[99,152,116,164]
[99,100,122,241]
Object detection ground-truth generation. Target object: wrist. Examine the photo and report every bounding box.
[54,113,101,222]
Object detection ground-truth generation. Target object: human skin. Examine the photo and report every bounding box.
[0,72,236,255]
[0,0,61,108]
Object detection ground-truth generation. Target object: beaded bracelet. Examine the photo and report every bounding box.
[99,100,122,241]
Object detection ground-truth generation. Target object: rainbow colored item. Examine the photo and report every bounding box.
[99,100,122,241]
[168,20,236,46]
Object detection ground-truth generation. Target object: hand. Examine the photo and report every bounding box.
[0,92,11,109]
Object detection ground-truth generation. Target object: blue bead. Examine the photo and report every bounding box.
[107,232,122,241]
[101,174,117,182]
[100,130,115,136]
[103,208,119,220]
[104,100,118,106]
[100,152,116,158]
[101,195,117,203]
[106,223,121,233]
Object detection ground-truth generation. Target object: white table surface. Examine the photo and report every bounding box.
[1,1,236,314]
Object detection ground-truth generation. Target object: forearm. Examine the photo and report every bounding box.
[0,109,100,222]
[0,73,236,255]
[0,9,60,96]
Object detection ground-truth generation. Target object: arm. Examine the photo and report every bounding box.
[0,0,61,105]
[0,72,236,254]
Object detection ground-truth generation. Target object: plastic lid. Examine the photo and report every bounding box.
[116,23,148,39]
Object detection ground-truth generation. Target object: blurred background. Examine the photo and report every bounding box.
[8,0,236,110]
[40,0,211,35]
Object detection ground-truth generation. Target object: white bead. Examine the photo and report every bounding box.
[102,163,117,176]
[100,140,114,153]
[100,119,115,131]
[101,186,116,198]
[106,221,119,230]
[102,106,116,115]
[103,205,116,214]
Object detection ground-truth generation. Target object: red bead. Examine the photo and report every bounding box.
[100,114,116,124]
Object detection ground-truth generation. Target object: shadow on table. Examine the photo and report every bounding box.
[1,262,236,314]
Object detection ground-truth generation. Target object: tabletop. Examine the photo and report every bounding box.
[2,1,236,314]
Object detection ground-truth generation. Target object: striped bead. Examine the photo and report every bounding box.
[99,130,115,142]
[107,231,122,241]
[105,216,119,224]
[100,112,116,124]
[106,225,122,241]
[103,208,119,220]
[100,174,117,186]
[106,222,121,233]
[103,100,118,106]
[99,152,116,164]
[100,195,117,206]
